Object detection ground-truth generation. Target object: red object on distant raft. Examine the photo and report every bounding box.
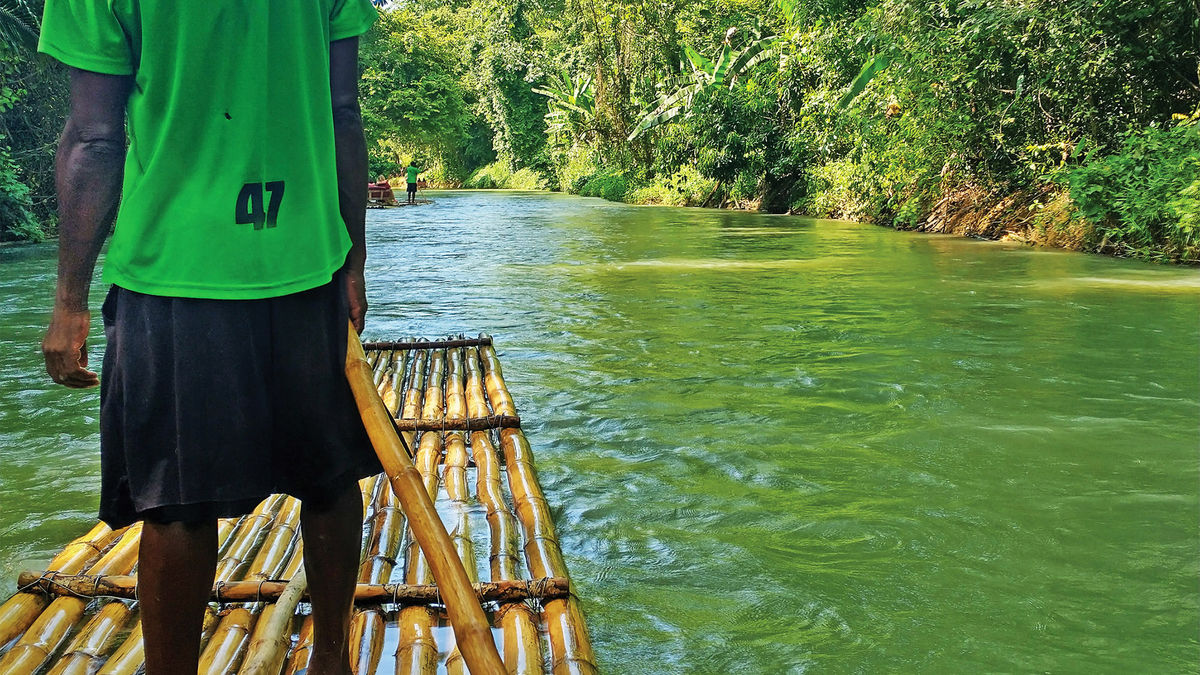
[367,181,394,203]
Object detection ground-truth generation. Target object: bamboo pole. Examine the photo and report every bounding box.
[285,459,387,675]
[0,522,121,646]
[245,497,302,581]
[443,430,477,675]
[281,615,313,675]
[214,494,288,581]
[381,349,410,416]
[198,494,289,652]
[198,607,253,675]
[480,344,598,675]
[95,622,143,675]
[372,348,392,388]
[444,346,482,675]
[466,346,543,674]
[398,348,429,453]
[238,570,306,675]
[236,534,306,675]
[350,478,405,674]
[0,523,142,674]
[44,601,132,675]
[344,327,504,674]
[199,497,303,675]
[395,348,446,675]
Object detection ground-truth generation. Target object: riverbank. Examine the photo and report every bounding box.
[455,158,1198,264]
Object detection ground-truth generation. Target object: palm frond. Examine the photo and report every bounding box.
[836,53,892,109]
[0,0,39,52]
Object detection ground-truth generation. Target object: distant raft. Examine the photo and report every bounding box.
[0,336,597,675]
[367,198,434,209]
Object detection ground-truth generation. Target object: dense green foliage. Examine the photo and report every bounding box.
[2,0,64,242]
[2,0,1196,261]
[1066,117,1200,260]
[352,0,1197,259]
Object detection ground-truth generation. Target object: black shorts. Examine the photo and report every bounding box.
[98,271,382,528]
[406,182,417,195]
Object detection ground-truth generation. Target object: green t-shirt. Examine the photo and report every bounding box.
[39,0,377,299]
[406,166,420,183]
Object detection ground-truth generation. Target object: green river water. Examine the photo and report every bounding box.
[2,190,1198,673]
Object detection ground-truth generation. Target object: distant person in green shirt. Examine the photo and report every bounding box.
[405,163,422,203]
[37,1,381,673]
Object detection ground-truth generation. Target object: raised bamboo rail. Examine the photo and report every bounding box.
[392,414,521,431]
[363,337,493,350]
[3,333,595,675]
[16,572,569,605]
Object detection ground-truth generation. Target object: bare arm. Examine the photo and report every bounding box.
[331,37,368,334]
[42,68,131,388]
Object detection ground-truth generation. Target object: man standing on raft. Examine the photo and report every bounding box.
[38,1,383,673]
[405,160,422,204]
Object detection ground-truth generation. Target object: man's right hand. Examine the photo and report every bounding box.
[43,307,99,388]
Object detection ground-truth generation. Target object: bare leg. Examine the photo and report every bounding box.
[302,481,363,675]
[139,519,218,675]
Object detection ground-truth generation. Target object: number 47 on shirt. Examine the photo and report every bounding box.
[235,181,286,230]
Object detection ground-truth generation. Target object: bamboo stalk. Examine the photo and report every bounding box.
[44,601,132,675]
[481,344,598,675]
[475,431,542,675]
[95,621,142,675]
[443,432,476,675]
[0,523,121,646]
[350,477,405,674]
[245,497,302,581]
[214,494,288,581]
[0,523,142,674]
[466,346,542,674]
[344,326,504,674]
[198,607,253,675]
[445,346,467,421]
[443,346,483,675]
[198,495,289,652]
[199,497,303,675]
[287,463,389,675]
[372,348,392,388]
[235,537,306,675]
[396,348,446,675]
[281,614,313,675]
[237,568,307,675]
[381,349,409,415]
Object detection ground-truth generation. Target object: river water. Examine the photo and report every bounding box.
[2,190,1198,672]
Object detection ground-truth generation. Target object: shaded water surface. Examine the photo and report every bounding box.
[2,191,1198,672]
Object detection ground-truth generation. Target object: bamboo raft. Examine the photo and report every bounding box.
[0,336,596,674]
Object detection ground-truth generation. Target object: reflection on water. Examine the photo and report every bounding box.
[2,190,1198,672]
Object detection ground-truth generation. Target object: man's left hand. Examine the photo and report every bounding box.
[345,268,367,334]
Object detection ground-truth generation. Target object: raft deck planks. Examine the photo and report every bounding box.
[0,336,597,675]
